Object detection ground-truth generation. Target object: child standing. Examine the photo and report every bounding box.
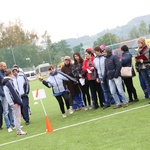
[3,70,27,136]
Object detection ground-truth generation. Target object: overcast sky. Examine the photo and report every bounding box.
[0,0,150,42]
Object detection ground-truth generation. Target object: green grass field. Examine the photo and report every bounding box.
[0,76,150,150]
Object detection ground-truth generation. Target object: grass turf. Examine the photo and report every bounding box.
[0,76,150,150]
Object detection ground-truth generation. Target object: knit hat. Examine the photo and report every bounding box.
[64,56,71,61]
[12,64,18,68]
[100,45,106,51]
[121,45,128,52]
[105,46,112,55]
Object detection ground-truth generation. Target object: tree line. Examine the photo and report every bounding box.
[0,20,150,69]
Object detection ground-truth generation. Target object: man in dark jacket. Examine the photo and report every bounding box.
[103,47,129,108]
[0,62,14,132]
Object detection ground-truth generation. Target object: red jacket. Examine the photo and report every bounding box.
[82,56,96,80]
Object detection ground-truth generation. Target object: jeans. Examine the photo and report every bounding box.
[109,77,128,105]
[99,78,111,106]
[0,96,14,128]
[140,69,150,98]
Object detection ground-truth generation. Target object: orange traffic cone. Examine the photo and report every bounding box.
[45,115,53,133]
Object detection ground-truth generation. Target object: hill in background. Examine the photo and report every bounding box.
[66,14,150,48]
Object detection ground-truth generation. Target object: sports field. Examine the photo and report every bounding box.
[0,76,150,150]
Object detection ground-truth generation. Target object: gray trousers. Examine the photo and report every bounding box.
[12,104,22,133]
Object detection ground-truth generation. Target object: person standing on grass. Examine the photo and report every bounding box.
[39,65,76,118]
[135,37,150,102]
[12,64,31,116]
[103,47,129,108]
[121,45,139,103]
[82,48,99,109]
[3,70,27,136]
[12,67,30,125]
[94,46,111,109]
[72,52,91,110]
[61,56,84,111]
[0,62,14,132]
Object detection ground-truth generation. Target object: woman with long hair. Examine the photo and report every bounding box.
[72,52,91,110]
[82,48,99,109]
[135,38,150,100]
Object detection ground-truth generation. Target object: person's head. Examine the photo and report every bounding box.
[5,70,13,77]
[121,45,129,52]
[85,48,94,59]
[93,46,103,56]
[73,53,83,64]
[0,62,7,71]
[12,67,19,76]
[103,46,112,57]
[64,56,71,65]
[137,37,147,48]
[48,65,56,74]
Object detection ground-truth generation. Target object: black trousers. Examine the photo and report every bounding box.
[55,92,70,114]
[0,101,3,127]
[21,95,30,122]
[88,80,98,107]
[79,80,91,106]
[123,78,138,101]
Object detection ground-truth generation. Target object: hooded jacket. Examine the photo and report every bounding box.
[3,77,22,106]
[12,72,30,97]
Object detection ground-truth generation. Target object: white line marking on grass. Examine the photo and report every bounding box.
[0,104,150,147]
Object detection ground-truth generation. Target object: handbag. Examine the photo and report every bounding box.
[120,67,132,77]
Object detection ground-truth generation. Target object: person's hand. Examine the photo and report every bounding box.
[38,76,43,81]
[96,78,100,83]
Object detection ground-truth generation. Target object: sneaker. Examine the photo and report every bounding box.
[113,105,122,109]
[133,99,139,102]
[62,113,67,118]
[88,105,93,110]
[25,121,30,125]
[129,100,133,103]
[103,105,111,109]
[68,109,74,114]
[8,127,13,132]
[79,107,82,110]
[123,104,128,108]
[17,130,27,136]
[84,106,88,110]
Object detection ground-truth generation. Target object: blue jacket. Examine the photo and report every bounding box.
[103,54,121,80]
[0,69,5,97]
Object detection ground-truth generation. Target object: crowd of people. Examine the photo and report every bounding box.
[39,37,150,118]
[0,37,150,136]
[0,63,30,136]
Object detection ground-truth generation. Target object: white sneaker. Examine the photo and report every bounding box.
[84,106,88,110]
[17,130,27,136]
[62,113,67,118]
[88,105,93,110]
[68,109,74,114]
[8,127,13,132]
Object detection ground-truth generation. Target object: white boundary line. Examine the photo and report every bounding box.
[0,104,149,147]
